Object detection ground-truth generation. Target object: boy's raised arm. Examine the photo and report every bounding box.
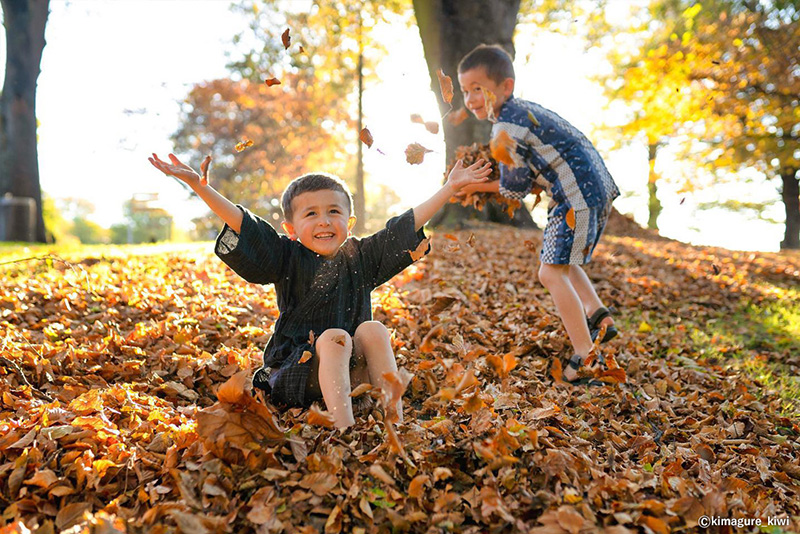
[412,159,492,231]
[149,153,244,233]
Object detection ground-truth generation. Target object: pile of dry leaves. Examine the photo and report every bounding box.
[1,224,799,533]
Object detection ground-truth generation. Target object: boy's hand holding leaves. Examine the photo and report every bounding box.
[445,158,492,195]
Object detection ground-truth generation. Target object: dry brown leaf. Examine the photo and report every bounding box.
[405,142,432,165]
[235,139,254,152]
[447,107,469,126]
[410,113,424,124]
[424,121,440,134]
[436,68,454,105]
[307,405,336,428]
[490,129,517,167]
[264,77,281,87]
[281,28,291,50]
[409,237,430,262]
[359,127,374,148]
[480,87,498,122]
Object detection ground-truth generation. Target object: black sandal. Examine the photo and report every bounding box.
[588,307,618,343]
[563,354,605,387]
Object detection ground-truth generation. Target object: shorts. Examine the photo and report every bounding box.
[540,199,613,265]
[253,339,359,408]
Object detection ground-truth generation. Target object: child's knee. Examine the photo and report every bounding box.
[317,328,353,354]
[355,321,390,342]
[539,263,569,289]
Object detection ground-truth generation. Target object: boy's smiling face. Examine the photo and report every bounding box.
[281,189,356,258]
[458,66,514,121]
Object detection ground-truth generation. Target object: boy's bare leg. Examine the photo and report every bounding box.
[314,329,355,428]
[568,265,614,327]
[354,321,403,422]
[538,263,593,382]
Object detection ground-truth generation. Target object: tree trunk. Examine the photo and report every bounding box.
[0,0,49,243]
[413,0,535,229]
[646,143,661,230]
[780,166,799,250]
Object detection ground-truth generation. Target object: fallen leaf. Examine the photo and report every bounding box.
[565,208,576,230]
[281,28,291,49]
[480,87,498,122]
[490,129,517,167]
[307,405,335,428]
[424,121,440,134]
[436,68,454,105]
[359,127,374,148]
[405,142,433,165]
[409,237,430,262]
[447,107,469,126]
[235,139,254,152]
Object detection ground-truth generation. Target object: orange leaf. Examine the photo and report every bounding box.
[200,154,211,185]
[424,121,440,134]
[281,28,291,50]
[307,405,336,428]
[217,371,249,404]
[436,68,454,105]
[490,130,517,167]
[503,353,518,374]
[565,208,576,230]
[409,237,430,262]
[638,515,670,534]
[467,233,476,247]
[550,358,564,383]
[235,138,254,152]
[350,383,374,398]
[419,322,444,353]
[264,77,281,87]
[480,87,498,122]
[359,127,374,148]
[24,469,58,489]
[408,474,429,499]
[462,393,484,414]
[405,142,432,165]
[332,334,346,346]
[443,233,459,241]
[298,350,313,364]
[447,107,469,126]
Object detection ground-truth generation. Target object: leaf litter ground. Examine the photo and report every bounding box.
[1,224,799,533]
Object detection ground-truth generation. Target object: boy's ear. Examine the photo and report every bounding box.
[281,220,298,240]
[502,77,515,99]
[347,216,357,234]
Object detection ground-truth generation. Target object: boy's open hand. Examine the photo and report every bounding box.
[446,158,492,194]
[148,153,209,188]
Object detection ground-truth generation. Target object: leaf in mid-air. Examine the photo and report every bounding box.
[405,142,432,165]
[436,68,454,105]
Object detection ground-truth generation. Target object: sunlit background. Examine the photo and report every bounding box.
[0,0,787,251]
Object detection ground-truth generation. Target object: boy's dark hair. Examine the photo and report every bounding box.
[281,172,353,221]
[457,44,515,84]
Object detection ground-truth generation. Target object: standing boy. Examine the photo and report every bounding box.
[149,153,491,426]
[455,44,620,384]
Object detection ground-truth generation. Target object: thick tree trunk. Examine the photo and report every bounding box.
[0,0,49,242]
[413,0,535,229]
[780,167,799,250]
[646,143,661,230]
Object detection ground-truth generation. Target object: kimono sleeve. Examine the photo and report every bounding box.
[214,205,292,284]
[359,208,429,288]
[493,120,535,201]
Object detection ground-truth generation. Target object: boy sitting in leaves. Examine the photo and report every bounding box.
[455,44,621,386]
[149,153,491,427]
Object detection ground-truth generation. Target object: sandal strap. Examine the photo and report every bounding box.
[587,307,612,329]
[567,354,585,370]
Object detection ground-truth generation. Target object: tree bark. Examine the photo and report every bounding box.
[780,166,799,250]
[0,0,50,242]
[647,143,662,230]
[413,0,535,229]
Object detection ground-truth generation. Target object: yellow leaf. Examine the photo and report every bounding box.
[638,321,653,333]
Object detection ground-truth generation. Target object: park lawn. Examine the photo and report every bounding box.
[1,225,799,533]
